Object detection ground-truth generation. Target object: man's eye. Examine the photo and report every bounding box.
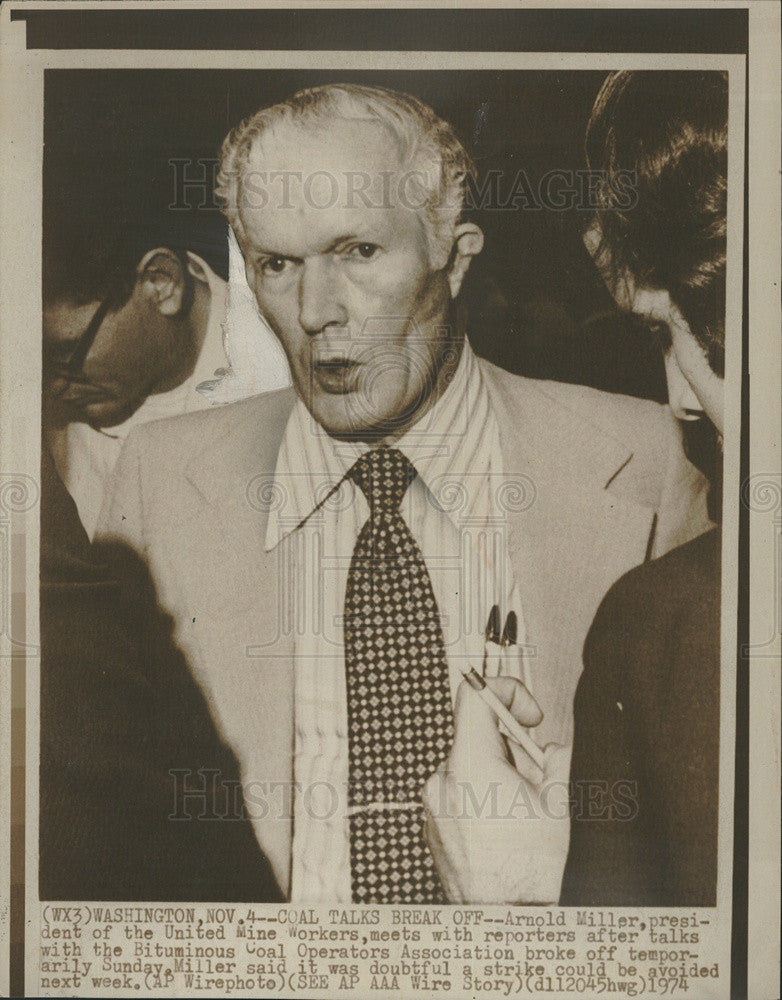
[350,243,378,260]
[260,256,290,275]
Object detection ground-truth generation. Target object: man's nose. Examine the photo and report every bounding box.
[664,349,703,420]
[298,258,348,334]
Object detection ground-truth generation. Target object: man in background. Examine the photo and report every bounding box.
[43,131,288,537]
[39,93,289,895]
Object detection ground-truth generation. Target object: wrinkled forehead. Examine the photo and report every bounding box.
[237,117,440,215]
[248,116,404,179]
[236,118,435,253]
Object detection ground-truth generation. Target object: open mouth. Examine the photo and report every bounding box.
[313,358,362,393]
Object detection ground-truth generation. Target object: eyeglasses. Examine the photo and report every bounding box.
[44,294,114,398]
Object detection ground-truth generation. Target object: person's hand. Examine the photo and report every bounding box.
[422,676,571,904]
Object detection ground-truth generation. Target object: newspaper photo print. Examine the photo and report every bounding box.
[0,4,779,1000]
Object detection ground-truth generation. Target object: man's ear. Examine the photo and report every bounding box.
[447,223,484,299]
[136,248,187,317]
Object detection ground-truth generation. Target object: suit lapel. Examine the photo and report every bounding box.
[505,469,655,744]
[159,370,701,886]
[484,366,656,744]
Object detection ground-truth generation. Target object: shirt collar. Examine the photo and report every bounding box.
[264,340,494,551]
[394,339,491,507]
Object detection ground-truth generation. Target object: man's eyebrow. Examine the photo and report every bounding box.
[323,234,360,253]
[251,248,302,263]
[250,234,370,258]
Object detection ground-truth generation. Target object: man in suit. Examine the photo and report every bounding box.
[98,83,711,903]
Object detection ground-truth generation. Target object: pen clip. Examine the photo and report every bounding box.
[486,604,501,644]
[483,604,502,677]
[500,610,517,647]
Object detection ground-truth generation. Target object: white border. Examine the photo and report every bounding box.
[0,3,777,996]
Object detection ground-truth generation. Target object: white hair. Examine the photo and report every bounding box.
[215,83,476,267]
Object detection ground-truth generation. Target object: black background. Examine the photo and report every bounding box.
[16,7,748,53]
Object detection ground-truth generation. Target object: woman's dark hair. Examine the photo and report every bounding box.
[585,71,727,376]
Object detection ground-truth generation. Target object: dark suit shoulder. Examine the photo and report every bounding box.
[564,529,720,907]
[591,528,719,632]
[581,528,720,709]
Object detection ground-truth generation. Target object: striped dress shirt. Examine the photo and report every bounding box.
[264,341,526,901]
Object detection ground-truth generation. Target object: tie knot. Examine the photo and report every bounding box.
[347,447,417,515]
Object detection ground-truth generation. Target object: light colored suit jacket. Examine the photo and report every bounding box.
[97,358,712,896]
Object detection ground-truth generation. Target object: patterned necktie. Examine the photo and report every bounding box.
[344,446,454,903]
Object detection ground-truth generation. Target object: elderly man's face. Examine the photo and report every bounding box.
[238,118,474,441]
